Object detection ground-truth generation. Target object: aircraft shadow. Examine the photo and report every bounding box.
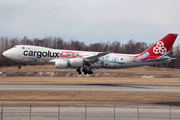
[78,83,149,89]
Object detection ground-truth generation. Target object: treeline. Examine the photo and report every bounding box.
[0,36,180,68]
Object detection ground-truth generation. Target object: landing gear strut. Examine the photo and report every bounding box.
[76,67,94,75]
[82,68,93,75]
[76,67,82,75]
[17,62,21,69]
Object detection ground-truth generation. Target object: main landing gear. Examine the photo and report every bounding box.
[76,67,82,75]
[76,67,93,75]
[82,68,93,75]
[17,62,21,69]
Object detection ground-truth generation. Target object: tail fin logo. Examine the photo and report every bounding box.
[153,41,167,54]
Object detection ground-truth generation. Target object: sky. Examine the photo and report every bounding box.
[0,0,180,46]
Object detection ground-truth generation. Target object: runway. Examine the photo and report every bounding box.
[2,106,180,120]
[1,82,180,93]
[1,82,180,119]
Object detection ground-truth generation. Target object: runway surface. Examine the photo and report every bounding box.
[2,106,180,120]
[1,82,180,119]
[1,82,180,93]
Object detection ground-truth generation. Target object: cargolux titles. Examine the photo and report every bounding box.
[23,50,59,58]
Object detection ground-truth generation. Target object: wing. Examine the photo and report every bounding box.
[83,51,111,64]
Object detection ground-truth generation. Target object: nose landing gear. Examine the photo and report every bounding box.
[17,62,21,69]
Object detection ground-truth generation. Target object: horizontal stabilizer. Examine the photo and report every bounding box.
[147,56,171,61]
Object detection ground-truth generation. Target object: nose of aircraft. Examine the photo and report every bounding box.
[3,50,12,58]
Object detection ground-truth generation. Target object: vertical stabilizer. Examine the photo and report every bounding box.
[136,33,178,60]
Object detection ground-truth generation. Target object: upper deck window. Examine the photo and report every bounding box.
[68,53,72,57]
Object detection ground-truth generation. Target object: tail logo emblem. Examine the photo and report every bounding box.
[153,41,167,54]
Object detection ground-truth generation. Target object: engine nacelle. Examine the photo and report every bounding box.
[69,58,83,67]
[55,59,68,69]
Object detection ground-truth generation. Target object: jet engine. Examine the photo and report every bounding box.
[69,58,84,67]
[55,59,68,69]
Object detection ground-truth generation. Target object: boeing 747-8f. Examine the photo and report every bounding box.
[3,33,178,75]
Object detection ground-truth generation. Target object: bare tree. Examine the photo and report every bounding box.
[44,36,53,48]
[174,44,180,68]
[33,38,44,46]
[57,38,64,49]
[111,41,121,53]
[10,38,20,48]
[21,36,33,45]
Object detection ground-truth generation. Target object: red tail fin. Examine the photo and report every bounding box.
[137,33,178,60]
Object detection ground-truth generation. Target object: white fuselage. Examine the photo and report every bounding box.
[3,45,171,69]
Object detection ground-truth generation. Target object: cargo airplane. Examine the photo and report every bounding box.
[3,33,178,75]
